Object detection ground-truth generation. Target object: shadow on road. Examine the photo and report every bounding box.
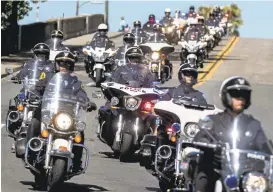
[20,181,109,191]
[99,151,140,163]
[146,187,161,191]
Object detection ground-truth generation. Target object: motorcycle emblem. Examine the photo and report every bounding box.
[238,78,245,85]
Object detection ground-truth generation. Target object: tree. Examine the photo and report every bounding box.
[32,0,47,22]
[1,0,32,29]
[222,3,243,36]
[198,3,243,36]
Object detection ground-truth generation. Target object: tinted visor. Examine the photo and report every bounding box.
[182,70,198,79]
[228,89,251,100]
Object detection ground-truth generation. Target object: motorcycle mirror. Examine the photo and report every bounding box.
[5,67,14,75]
[92,91,102,99]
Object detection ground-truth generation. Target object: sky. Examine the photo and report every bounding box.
[19,1,273,39]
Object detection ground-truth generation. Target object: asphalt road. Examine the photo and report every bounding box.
[3,36,272,192]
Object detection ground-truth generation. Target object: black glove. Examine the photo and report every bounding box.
[87,102,97,112]
[11,77,19,84]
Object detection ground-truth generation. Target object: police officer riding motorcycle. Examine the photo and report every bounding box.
[8,43,55,157]
[160,8,174,25]
[191,76,273,192]
[45,30,66,51]
[114,33,136,67]
[84,23,115,85]
[26,51,97,176]
[143,14,156,33]
[131,20,146,45]
[186,5,196,17]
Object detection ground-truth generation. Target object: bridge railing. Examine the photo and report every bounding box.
[2,14,104,55]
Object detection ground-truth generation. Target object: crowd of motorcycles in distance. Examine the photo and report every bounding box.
[82,14,231,87]
[5,8,272,192]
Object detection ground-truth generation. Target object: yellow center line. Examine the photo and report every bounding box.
[194,36,239,88]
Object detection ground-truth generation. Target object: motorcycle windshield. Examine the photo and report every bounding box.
[22,60,54,97]
[221,115,273,191]
[47,38,64,51]
[147,33,165,43]
[41,73,88,131]
[89,38,113,50]
[185,31,200,41]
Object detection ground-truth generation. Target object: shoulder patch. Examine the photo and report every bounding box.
[39,72,46,80]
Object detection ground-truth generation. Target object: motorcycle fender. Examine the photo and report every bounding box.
[93,64,105,71]
[141,134,157,146]
[51,139,72,159]
[187,54,197,60]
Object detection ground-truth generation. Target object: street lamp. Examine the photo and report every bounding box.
[76,0,108,26]
[76,0,109,27]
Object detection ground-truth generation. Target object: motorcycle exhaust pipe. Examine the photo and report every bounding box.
[28,137,43,152]
[157,145,172,160]
[7,111,20,122]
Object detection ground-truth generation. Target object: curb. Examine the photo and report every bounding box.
[1,66,22,78]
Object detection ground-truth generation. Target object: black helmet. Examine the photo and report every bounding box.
[123,33,135,45]
[55,51,75,71]
[209,12,215,17]
[149,14,155,19]
[178,63,198,85]
[153,24,162,32]
[33,43,50,58]
[125,47,143,63]
[51,30,64,39]
[190,5,195,10]
[220,76,252,110]
[133,20,141,28]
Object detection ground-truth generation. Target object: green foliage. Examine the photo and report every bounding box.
[1,1,32,29]
[198,3,243,37]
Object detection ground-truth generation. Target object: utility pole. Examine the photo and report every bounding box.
[76,0,79,16]
[105,0,109,27]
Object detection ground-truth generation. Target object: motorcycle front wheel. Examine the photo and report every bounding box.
[119,133,133,162]
[46,158,66,192]
[95,68,102,87]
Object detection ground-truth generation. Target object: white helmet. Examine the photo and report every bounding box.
[165,8,171,13]
[98,23,108,30]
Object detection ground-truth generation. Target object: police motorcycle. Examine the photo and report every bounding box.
[179,30,207,68]
[96,81,166,161]
[82,40,116,87]
[47,38,79,70]
[139,36,174,83]
[162,20,180,45]
[24,73,89,191]
[5,67,51,158]
[181,114,273,192]
[206,22,223,47]
[139,95,221,191]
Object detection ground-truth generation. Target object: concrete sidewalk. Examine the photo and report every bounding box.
[1,32,124,78]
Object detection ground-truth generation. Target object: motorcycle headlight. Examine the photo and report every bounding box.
[167,27,172,32]
[54,112,73,131]
[242,172,267,192]
[151,52,160,60]
[184,123,199,138]
[124,97,141,111]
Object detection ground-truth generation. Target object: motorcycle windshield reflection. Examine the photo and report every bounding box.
[221,114,273,191]
[48,38,64,51]
[41,73,88,130]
